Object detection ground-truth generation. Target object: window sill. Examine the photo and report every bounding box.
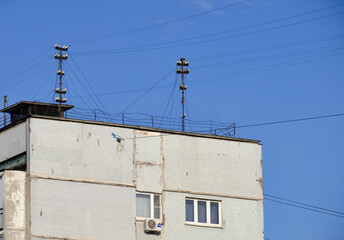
[185,222,223,229]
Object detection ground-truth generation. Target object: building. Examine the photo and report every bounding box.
[0,101,264,240]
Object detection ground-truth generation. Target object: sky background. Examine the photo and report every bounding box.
[1,0,344,239]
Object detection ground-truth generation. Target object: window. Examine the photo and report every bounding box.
[136,193,161,219]
[185,198,221,227]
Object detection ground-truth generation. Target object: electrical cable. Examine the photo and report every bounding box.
[236,113,344,128]
[1,60,55,92]
[264,198,344,219]
[32,64,57,100]
[120,112,344,140]
[158,75,179,127]
[65,62,109,119]
[264,194,344,216]
[66,0,250,46]
[112,67,176,120]
[72,6,344,56]
[0,57,52,88]
[191,45,344,70]
[191,34,344,62]
[189,85,222,122]
[190,49,344,85]
[68,37,344,99]
[69,54,110,118]
[0,47,52,81]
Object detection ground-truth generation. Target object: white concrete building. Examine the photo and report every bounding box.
[0,101,264,240]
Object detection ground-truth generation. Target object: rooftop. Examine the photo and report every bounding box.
[0,101,260,143]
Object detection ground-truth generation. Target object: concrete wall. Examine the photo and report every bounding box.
[2,171,26,240]
[163,192,264,240]
[27,117,263,240]
[0,122,26,162]
[163,134,263,199]
[30,178,135,240]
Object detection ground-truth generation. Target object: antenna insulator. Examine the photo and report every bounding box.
[179,85,187,90]
[57,70,65,76]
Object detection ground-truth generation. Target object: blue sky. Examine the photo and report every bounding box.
[1,0,343,239]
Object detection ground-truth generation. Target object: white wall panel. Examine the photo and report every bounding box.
[30,178,136,240]
[0,122,26,162]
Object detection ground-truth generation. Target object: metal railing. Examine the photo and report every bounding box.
[67,109,236,137]
[0,110,236,138]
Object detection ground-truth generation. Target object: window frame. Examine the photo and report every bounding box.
[136,192,162,220]
[185,198,222,228]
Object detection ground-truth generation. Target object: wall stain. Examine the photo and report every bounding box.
[256,177,263,189]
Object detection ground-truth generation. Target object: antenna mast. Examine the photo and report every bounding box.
[176,58,190,132]
[54,44,68,117]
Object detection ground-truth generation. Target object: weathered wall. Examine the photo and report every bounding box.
[0,123,26,162]
[163,134,263,199]
[3,171,26,240]
[30,178,135,240]
[29,119,134,185]
[28,117,263,240]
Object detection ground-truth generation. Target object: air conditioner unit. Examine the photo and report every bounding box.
[144,218,161,233]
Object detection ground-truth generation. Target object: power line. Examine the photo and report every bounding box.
[65,62,109,120]
[32,64,57,100]
[72,5,344,56]
[0,57,52,88]
[191,45,344,70]
[190,34,344,62]
[236,113,344,129]
[190,49,344,85]
[0,47,52,82]
[158,75,179,127]
[264,194,344,216]
[121,112,344,140]
[264,198,344,219]
[190,85,222,122]
[66,0,250,46]
[64,73,94,112]
[1,60,56,92]
[112,68,176,120]
[68,35,344,99]
[68,54,110,118]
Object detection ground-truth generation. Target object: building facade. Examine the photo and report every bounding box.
[0,102,264,240]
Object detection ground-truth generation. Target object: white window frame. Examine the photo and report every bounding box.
[136,192,162,220]
[185,198,222,228]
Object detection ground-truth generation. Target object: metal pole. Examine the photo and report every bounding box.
[122,113,124,124]
[181,64,185,132]
[151,116,154,128]
[93,109,97,121]
[176,58,189,132]
[59,48,63,117]
[54,44,68,117]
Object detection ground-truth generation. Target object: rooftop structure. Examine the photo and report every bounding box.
[0,101,74,123]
